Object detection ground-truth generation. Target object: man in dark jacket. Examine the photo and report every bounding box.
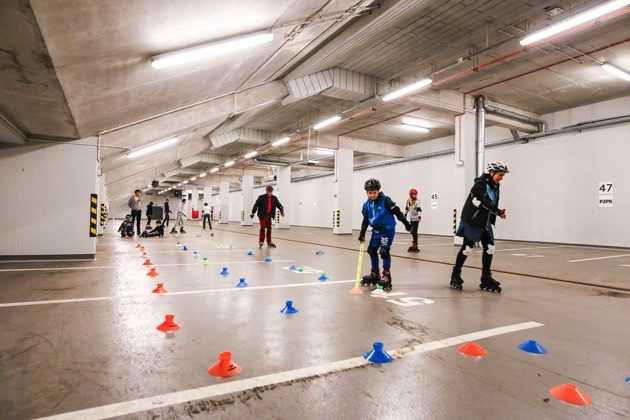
[450,161,509,292]
[250,185,284,248]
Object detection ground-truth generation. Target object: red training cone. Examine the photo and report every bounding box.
[147,267,159,277]
[156,314,180,332]
[143,259,153,266]
[458,342,488,357]
[152,283,167,294]
[208,352,241,378]
[550,383,593,406]
[135,244,142,248]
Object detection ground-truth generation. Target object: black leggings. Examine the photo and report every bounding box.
[131,210,142,234]
[410,221,419,243]
[454,230,494,273]
[203,214,212,229]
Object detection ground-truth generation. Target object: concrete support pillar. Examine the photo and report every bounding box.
[97,175,107,236]
[191,188,199,219]
[333,149,353,234]
[454,113,477,244]
[219,181,229,224]
[276,167,291,229]
[241,175,253,226]
[204,186,214,220]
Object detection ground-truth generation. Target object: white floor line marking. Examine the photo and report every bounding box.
[621,265,630,268]
[493,245,565,252]
[37,321,543,420]
[0,259,294,273]
[114,249,251,255]
[0,259,93,264]
[568,254,630,263]
[0,280,355,308]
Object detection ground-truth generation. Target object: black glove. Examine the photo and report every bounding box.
[358,235,365,243]
[250,214,255,219]
[404,222,412,232]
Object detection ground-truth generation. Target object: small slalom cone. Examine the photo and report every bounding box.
[135,243,142,249]
[147,267,159,277]
[518,340,548,354]
[315,250,324,255]
[280,300,298,314]
[264,257,272,263]
[203,257,209,266]
[182,245,188,251]
[298,266,305,272]
[247,250,254,256]
[152,283,167,294]
[142,252,148,257]
[176,241,180,246]
[220,267,229,276]
[236,278,249,288]
[156,314,180,332]
[458,342,488,357]
[208,352,241,378]
[363,342,393,363]
[349,286,364,295]
[143,258,153,266]
[318,273,329,281]
[549,384,593,406]
[193,251,198,258]
[371,284,387,296]
[288,265,297,271]
[624,376,630,385]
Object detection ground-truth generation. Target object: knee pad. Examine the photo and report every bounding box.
[486,244,496,255]
[367,246,379,259]
[379,248,391,260]
[462,246,472,256]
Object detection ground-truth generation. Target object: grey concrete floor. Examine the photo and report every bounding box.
[0,221,629,419]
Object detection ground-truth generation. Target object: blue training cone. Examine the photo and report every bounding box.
[220,267,229,276]
[518,340,548,355]
[288,265,297,271]
[624,376,630,385]
[318,273,329,281]
[264,257,272,263]
[363,342,393,363]
[246,250,254,256]
[236,278,249,288]
[182,245,188,251]
[280,300,298,314]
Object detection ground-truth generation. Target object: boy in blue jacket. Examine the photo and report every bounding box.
[359,178,412,291]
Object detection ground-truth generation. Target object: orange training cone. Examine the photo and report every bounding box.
[550,383,593,406]
[147,267,159,277]
[135,244,142,248]
[143,259,153,266]
[152,283,167,294]
[458,342,488,357]
[142,252,148,258]
[156,314,180,332]
[208,352,241,378]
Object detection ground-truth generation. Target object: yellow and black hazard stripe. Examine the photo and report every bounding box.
[90,194,98,237]
[453,209,457,234]
[100,203,108,226]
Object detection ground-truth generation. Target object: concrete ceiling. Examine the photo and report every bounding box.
[1,0,629,200]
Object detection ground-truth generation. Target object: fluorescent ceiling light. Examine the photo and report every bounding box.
[199,172,207,178]
[244,151,258,159]
[272,136,290,147]
[210,167,220,173]
[520,0,630,46]
[190,176,197,181]
[224,160,235,167]
[151,31,274,69]
[313,116,341,130]
[602,63,630,81]
[401,123,429,133]
[314,147,335,154]
[186,190,193,194]
[127,137,179,159]
[183,180,189,184]
[383,78,432,101]
[177,183,182,187]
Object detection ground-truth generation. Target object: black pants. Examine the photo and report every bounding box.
[454,230,494,273]
[203,214,212,230]
[410,221,419,243]
[164,214,170,227]
[146,215,152,226]
[131,210,142,235]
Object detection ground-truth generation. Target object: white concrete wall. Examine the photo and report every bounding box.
[0,138,99,256]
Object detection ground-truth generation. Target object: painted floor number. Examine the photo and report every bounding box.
[370,291,434,306]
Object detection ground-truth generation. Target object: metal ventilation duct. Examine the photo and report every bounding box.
[285,68,376,103]
[209,128,279,149]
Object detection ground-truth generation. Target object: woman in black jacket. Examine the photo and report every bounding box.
[450,162,509,292]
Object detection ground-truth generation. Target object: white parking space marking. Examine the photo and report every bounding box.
[37,322,543,420]
[568,254,630,263]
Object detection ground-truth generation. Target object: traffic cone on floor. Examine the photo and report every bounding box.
[220,267,229,276]
[246,251,254,256]
[156,314,180,332]
[549,383,593,406]
[152,283,167,294]
[363,342,393,363]
[142,252,148,257]
[143,259,153,266]
[265,257,272,263]
[135,243,142,249]
[208,352,241,378]
[518,340,548,354]
[182,245,188,251]
[318,273,329,281]
[147,267,159,277]
[280,300,298,314]
[458,342,488,357]
[203,257,209,265]
[236,278,249,288]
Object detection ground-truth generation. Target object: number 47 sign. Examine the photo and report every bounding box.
[598,182,613,194]
[598,182,614,208]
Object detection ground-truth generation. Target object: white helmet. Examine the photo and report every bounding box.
[486,161,509,173]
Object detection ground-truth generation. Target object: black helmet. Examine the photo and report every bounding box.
[364,178,381,191]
